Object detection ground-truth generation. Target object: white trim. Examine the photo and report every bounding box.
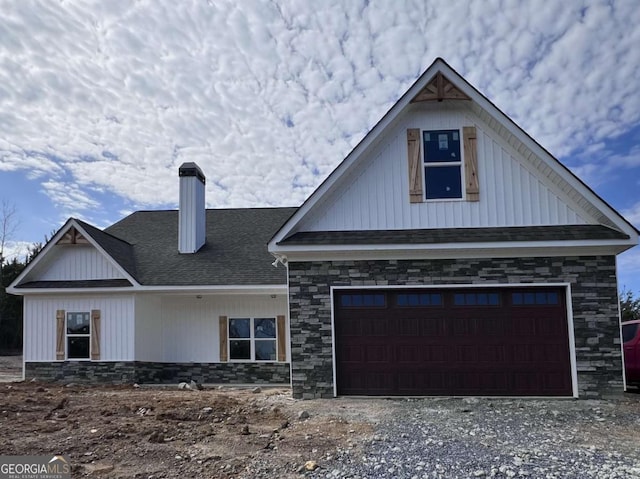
[276,238,633,254]
[9,284,288,296]
[65,311,92,362]
[279,244,632,264]
[615,256,627,391]
[227,316,278,363]
[565,283,579,398]
[329,282,578,398]
[331,287,338,397]
[421,127,465,201]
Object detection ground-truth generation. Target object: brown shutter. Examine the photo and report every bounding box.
[56,310,65,360]
[219,316,228,362]
[407,128,423,203]
[276,315,286,362]
[90,310,101,360]
[463,126,479,201]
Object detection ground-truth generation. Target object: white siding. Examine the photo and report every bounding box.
[23,295,135,361]
[135,293,289,363]
[38,245,124,281]
[179,175,206,253]
[299,105,588,232]
[135,295,163,361]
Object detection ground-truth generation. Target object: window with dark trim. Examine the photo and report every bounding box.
[453,292,500,306]
[397,293,442,307]
[340,294,385,308]
[229,317,276,361]
[66,312,90,359]
[423,129,462,199]
[512,291,559,306]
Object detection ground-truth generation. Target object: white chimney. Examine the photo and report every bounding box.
[178,162,206,253]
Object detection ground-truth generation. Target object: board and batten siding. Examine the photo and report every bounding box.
[38,245,125,281]
[23,295,134,361]
[299,105,588,232]
[134,294,289,363]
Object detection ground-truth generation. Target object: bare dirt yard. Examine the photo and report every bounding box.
[0,367,377,478]
[1,356,639,478]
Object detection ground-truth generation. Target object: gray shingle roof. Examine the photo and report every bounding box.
[105,208,296,286]
[74,219,138,279]
[279,225,629,246]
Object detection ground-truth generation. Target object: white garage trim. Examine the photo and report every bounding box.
[330,283,577,398]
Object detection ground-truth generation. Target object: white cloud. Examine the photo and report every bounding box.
[622,202,640,228]
[0,0,638,222]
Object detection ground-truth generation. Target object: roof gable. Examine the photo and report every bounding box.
[269,58,638,253]
[9,218,138,291]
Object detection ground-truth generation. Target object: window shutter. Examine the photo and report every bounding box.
[90,310,101,360]
[56,310,65,360]
[463,126,479,201]
[276,315,286,362]
[219,316,228,362]
[406,129,423,203]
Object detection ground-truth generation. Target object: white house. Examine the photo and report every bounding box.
[9,59,638,398]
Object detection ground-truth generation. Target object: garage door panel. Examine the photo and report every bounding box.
[420,317,446,336]
[334,288,572,396]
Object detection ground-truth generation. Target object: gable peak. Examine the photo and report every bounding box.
[411,71,470,103]
[56,225,89,245]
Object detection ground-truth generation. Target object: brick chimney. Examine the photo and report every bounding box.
[178,162,206,253]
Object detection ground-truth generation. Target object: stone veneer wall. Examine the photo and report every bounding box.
[287,256,622,399]
[25,361,290,385]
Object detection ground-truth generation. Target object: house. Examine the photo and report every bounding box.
[8,58,638,398]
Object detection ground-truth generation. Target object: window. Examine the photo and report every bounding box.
[66,312,90,359]
[423,129,462,199]
[453,292,500,306]
[340,294,385,308]
[397,293,442,307]
[229,317,276,361]
[512,291,559,305]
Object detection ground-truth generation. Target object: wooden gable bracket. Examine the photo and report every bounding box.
[56,226,89,245]
[411,72,471,103]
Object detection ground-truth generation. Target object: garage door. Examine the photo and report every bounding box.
[334,287,572,396]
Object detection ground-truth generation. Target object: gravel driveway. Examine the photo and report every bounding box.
[308,396,640,479]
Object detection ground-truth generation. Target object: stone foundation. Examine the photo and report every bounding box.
[25,361,291,385]
[287,255,622,399]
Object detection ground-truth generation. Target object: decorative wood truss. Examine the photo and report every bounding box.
[411,72,470,102]
[56,226,89,245]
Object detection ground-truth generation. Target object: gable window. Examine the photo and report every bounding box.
[423,129,462,199]
[229,317,277,361]
[66,312,90,359]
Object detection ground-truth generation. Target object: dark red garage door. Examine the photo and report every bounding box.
[334,288,572,396]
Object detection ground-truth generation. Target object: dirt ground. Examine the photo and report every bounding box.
[0,356,378,478]
[1,356,639,478]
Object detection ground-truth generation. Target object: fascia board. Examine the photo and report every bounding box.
[272,237,635,253]
[276,238,634,260]
[282,246,626,263]
[9,284,288,296]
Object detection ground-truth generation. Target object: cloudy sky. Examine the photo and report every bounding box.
[1,0,639,291]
